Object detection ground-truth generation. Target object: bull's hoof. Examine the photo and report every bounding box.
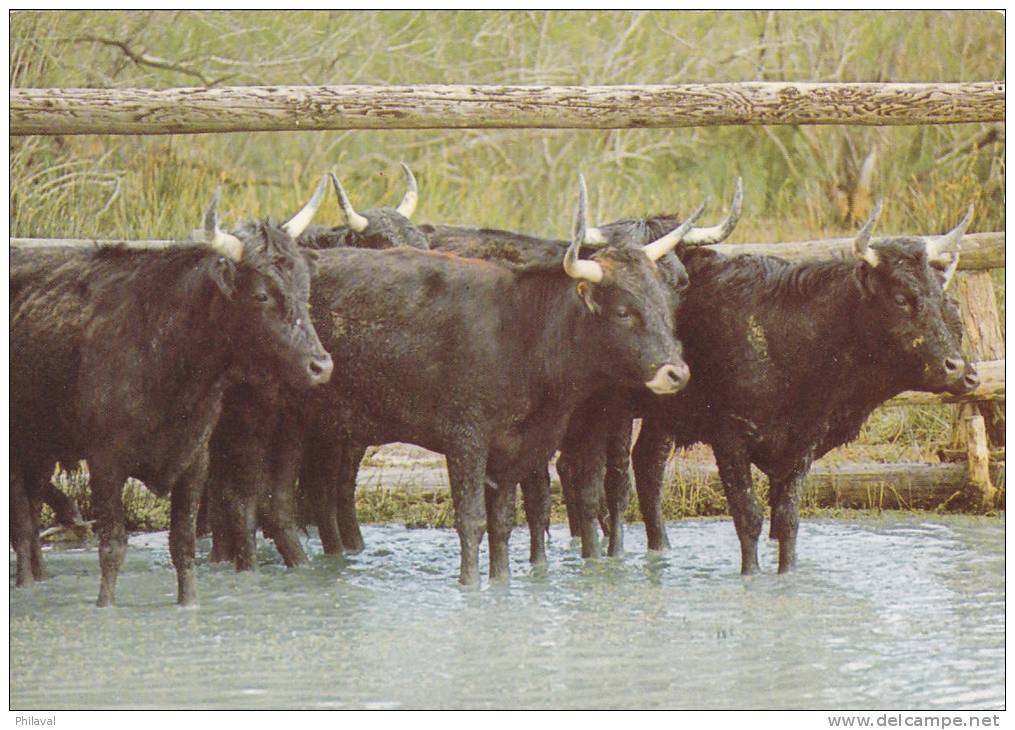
[740,560,761,576]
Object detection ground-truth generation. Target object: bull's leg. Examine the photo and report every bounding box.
[769,463,810,574]
[11,461,39,588]
[555,451,582,540]
[225,483,258,572]
[300,439,343,556]
[195,491,212,538]
[261,435,308,568]
[335,444,367,553]
[711,435,762,575]
[574,449,607,560]
[631,418,673,552]
[169,453,209,607]
[90,465,129,607]
[485,478,516,582]
[603,414,634,558]
[446,450,488,588]
[520,466,550,565]
[208,480,236,564]
[28,492,48,581]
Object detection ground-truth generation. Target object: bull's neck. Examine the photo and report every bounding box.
[774,263,901,410]
[506,272,611,409]
[127,254,236,409]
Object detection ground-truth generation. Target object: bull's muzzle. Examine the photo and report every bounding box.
[645,361,690,395]
[941,356,978,395]
[306,352,334,385]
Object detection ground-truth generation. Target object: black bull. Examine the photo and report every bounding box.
[204,168,431,569]
[10,187,332,607]
[555,203,980,573]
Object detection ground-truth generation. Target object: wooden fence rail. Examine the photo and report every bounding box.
[10,82,1005,136]
[11,230,1004,271]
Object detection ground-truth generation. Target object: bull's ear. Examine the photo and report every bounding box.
[575,280,600,314]
[210,257,237,299]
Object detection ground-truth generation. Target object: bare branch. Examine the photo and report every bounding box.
[70,35,210,86]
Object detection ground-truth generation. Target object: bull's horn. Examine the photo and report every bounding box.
[395,162,418,219]
[680,177,744,245]
[853,198,883,267]
[924,203,973,264]
[564,174,605,283]
[203,190,244,262]
[282,174,328,238]
[642,199,707,262]
[329,173,369,233]
[939,252,960,290]
[579,176,608,245]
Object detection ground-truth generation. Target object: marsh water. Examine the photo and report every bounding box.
[10,514,1004,710]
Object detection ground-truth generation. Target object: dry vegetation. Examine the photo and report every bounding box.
[12,10,1004,529]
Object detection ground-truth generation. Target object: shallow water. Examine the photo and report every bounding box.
[10,514,1004,710]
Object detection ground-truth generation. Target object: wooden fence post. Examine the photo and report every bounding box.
[950,270,1004,509]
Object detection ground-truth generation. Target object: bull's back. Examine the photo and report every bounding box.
[310,247,515,445]
[11,253,97,457]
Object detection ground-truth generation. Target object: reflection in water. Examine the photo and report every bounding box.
[9,514,1004,709]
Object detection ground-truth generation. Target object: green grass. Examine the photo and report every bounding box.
[14,11,1005,530]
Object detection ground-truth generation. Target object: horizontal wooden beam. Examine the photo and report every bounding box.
[712,231,1003,271]
[356,454,980,511]
[887,359,1004,407]
[11,231,1005,272]
[10,82,1004,136]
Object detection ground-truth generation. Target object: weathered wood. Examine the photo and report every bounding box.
[355,452,972,511]
[951,271,1006,449]
[964,413,998,510]
[713,232,1003,271]
[937,446,1004,463]
[957,272,1006,362]
[10,82,1005,136]
[886,359,1005,407]
[665,462,970,510]
[10,231,1005,271]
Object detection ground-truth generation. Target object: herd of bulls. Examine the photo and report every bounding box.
[10,165,980,607]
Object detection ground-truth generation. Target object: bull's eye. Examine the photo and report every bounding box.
[894,293,911,309]
[254,291,271,305]
[613,305,632,320]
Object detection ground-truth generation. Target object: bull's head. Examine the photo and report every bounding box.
[564,174,700,396]
[298,163,430,251]
[201,178,333,390]
[851,201,978,395]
